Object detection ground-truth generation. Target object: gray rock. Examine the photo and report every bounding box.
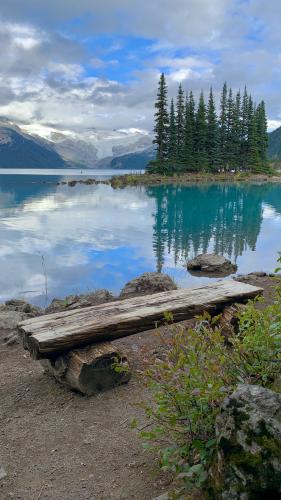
[4,299,42,316]
[0,300,43,341]
[119,272,177,299]
[208,384,281,499]
[187,253,237,276]
[0,465,7,481]
[0,309,28,332]
[46,289,114,313]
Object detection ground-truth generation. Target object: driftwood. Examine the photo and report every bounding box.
[19,280,263,359]
[41,342,131,395]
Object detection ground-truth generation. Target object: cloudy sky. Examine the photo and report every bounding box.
[0,0,280,135]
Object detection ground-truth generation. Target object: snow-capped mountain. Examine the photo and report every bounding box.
[23,124,153,167]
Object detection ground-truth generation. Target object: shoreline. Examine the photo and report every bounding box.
[59,171,281,189]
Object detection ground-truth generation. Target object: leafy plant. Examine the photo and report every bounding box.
[142,319,236,489]
[142,283,281,490]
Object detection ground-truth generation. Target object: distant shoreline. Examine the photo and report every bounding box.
[60,171,281,189]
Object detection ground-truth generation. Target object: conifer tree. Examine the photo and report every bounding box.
[182,95,195,171]
[256,100,268,168]
[240,87,249,169]
[167,98,177,168]
[219,82,228,168]
[176,84,185,168]
[247,96,260,172]
[195,91,208,171]
[151,73,169,172]
[225,88,235,170]
[206,87,220,171]
[232,91,242,172]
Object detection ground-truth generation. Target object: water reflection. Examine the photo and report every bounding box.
[0,174,280,306]
[148,184,270,272]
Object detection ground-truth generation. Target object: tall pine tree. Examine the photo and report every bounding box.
[219,82,228,169]
[247,96,260,172]
[256,100,268,170]
[176,83,185,169]
[195,91,208,171]
[182,94,195,171]
[167,98,177,168]
[151,73,169,173]
[206,87,220,171]
[240,86,249,169]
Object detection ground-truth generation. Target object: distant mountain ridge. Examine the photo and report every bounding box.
[268,126,281,160]
[0,121,153,169]
[0,124,66,168]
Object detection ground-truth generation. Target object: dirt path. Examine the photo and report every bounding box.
[0,330,169,500]
[1,274,280,500]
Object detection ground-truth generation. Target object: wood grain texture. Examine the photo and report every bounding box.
[40,343,131,395]
[19,280,263,359]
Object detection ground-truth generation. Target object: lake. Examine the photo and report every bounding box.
[0,169,281,307]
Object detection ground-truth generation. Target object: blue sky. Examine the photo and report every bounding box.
[0,0,280,135]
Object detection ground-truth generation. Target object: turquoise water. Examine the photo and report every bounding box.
[0,170,280,306]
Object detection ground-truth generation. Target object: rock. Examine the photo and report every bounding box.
[187,253,237,276]
[0,310,28,332]
[0,300,43,341]
[119,272,177,299]
[46,289,114,313]
[4,299,43,317]
[0,466,7,481]
[208,384,281,499]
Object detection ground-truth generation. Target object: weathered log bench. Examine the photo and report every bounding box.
[18,280,263,395]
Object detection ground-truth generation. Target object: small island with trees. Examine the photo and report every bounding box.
[150,73,268,174]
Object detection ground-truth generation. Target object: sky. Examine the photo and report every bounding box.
[0,0,281,136]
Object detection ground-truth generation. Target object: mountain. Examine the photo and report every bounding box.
[0,123,66,168]
[268,126,281,160]
[109,147,155,169]
[0,121,153,169]
[24,125,153,168]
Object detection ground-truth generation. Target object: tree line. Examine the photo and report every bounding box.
[149,73,268,174]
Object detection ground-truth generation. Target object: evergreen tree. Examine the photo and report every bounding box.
[182,94,195,171]
[225,88,235,170]
[232,91,242,172]
[247,96,260,172]
[256,100,268,168]
[206,87,220,171]
[219,82,228,168]
[167,98,177,169]
[151,73,169,172]
[240,87,249,169]
[195,91,208,171]
[176,84,185,168]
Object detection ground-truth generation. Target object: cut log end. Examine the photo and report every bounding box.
[40,342,131,396]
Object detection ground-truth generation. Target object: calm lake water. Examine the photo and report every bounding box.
[0,169,281,306]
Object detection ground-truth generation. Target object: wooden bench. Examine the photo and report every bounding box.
[19,280,263,395]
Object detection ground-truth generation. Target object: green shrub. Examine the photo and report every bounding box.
[142,285,281,491]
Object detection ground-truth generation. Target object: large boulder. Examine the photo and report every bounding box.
[46,289,114,313]
[119,272,177,299]
[208,384,281,499]
[187,253,237,276]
